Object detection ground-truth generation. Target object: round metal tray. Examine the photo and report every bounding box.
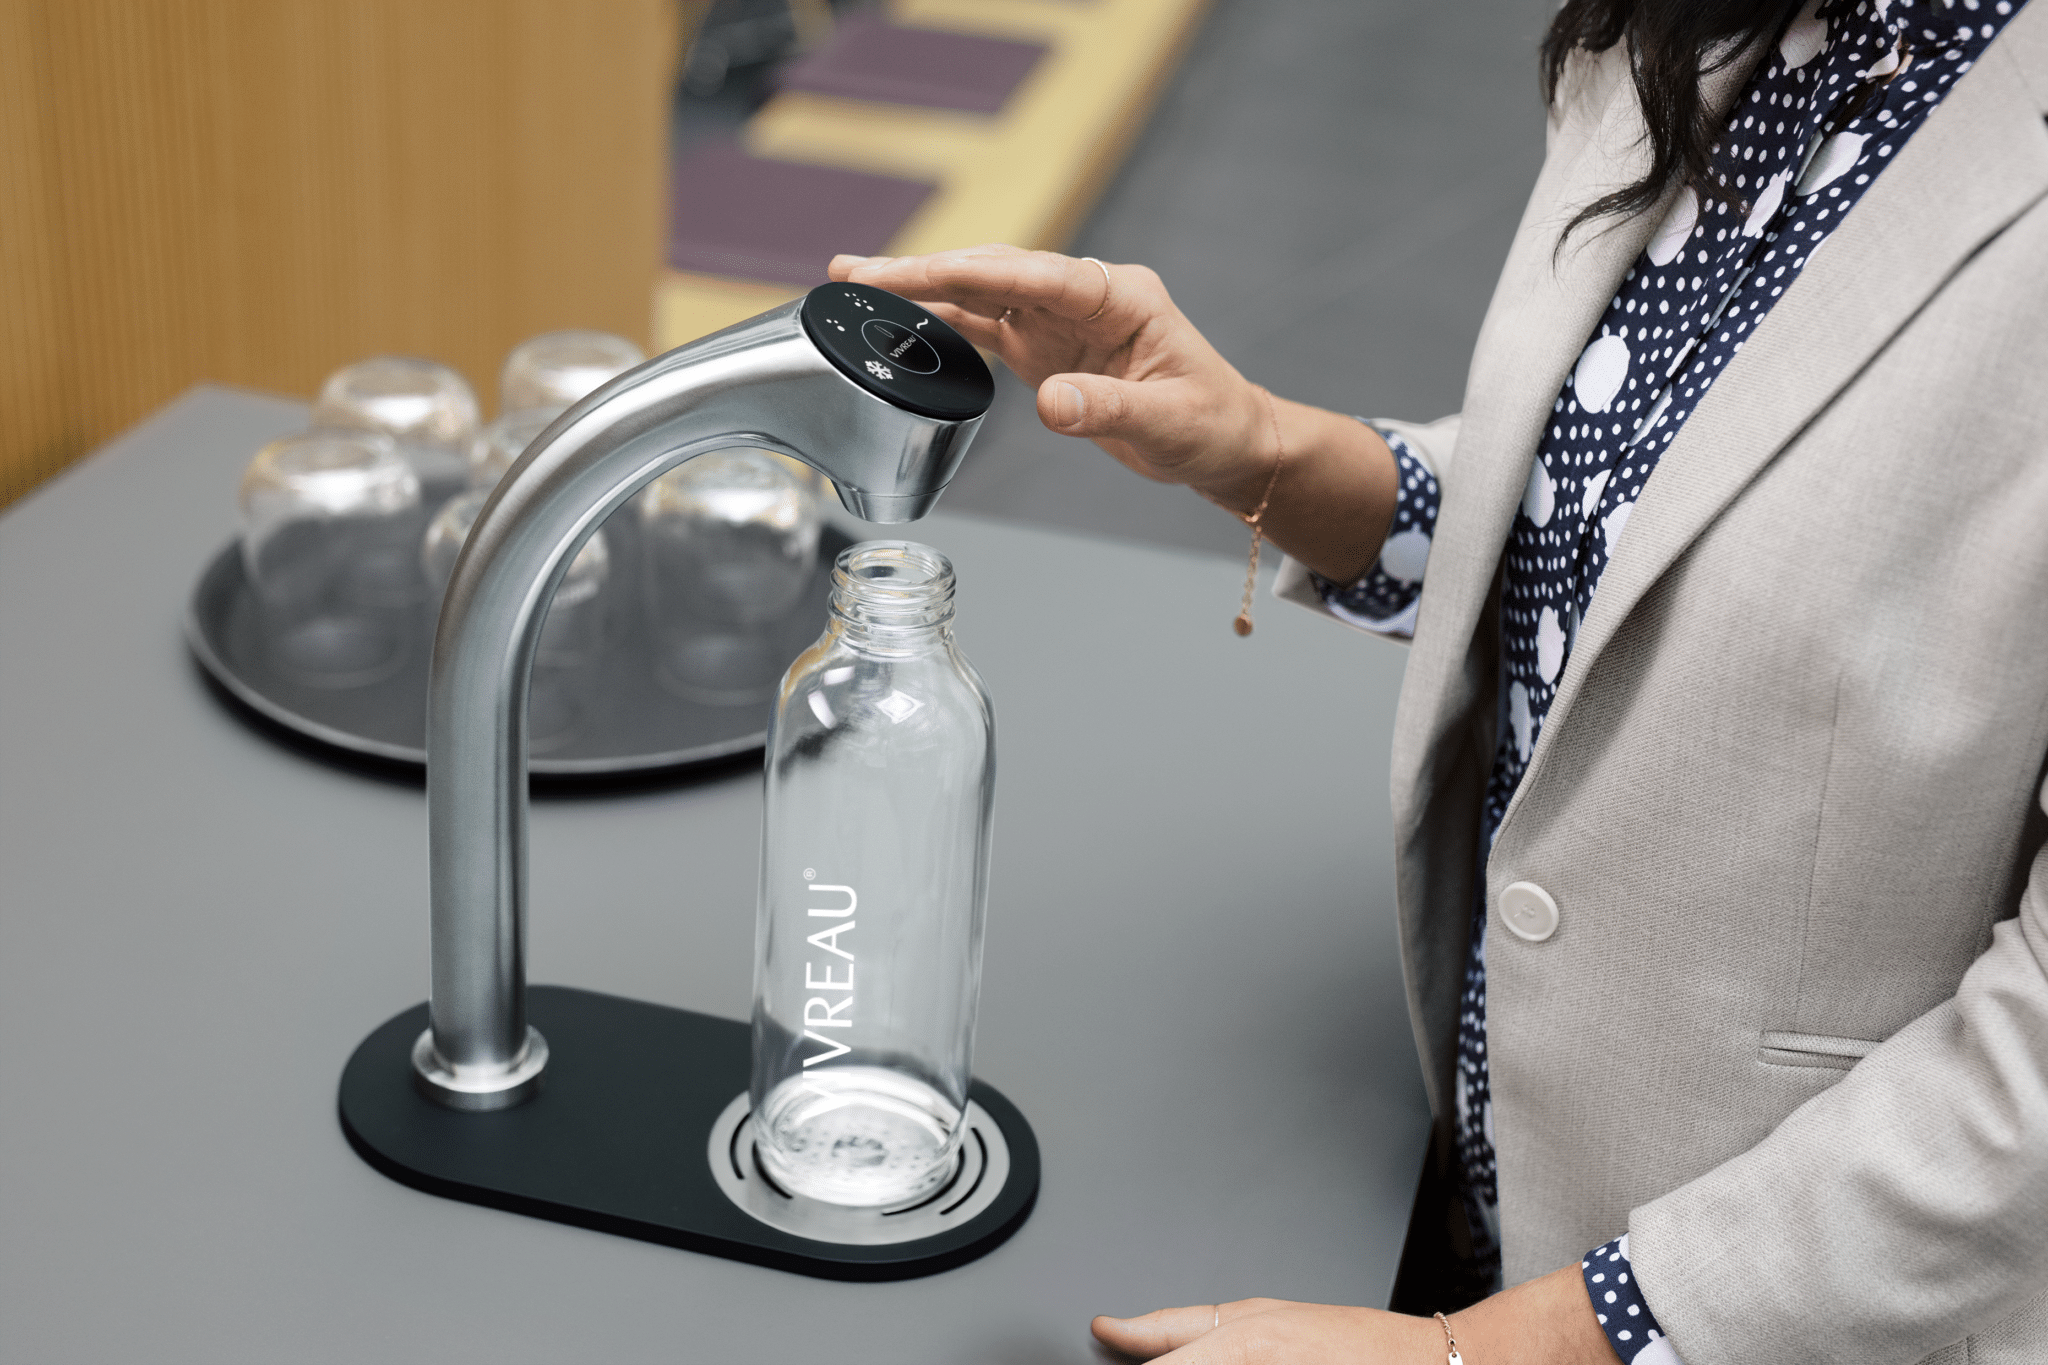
[185,524,852,779]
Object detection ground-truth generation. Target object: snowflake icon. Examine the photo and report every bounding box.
[864,360,894,380]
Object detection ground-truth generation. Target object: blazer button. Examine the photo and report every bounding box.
[1499,881,1560,943]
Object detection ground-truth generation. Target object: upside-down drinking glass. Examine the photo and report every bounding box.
[313,356,481,504]
[468,408,559,489]
[487,331,646,639]
[499,330,646,417]
[239,430,423,687]
[750,541,997,1207]
[422,488,612,745]
[637,449,820,703]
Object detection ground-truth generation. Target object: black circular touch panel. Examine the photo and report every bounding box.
[801,282,993,422]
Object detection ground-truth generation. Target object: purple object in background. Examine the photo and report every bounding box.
[668,142,934,287]
[777,13,1048,115]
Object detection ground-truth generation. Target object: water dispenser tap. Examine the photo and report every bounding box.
[414,283,993,1110]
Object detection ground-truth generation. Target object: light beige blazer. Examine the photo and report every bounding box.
[1278,8,2048,1364]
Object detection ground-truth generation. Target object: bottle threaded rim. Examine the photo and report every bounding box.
[830,540,955,630]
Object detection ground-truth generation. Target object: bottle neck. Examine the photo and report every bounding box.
[828,540,955,646]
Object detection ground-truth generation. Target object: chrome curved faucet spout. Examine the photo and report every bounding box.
[414,288,989,1109]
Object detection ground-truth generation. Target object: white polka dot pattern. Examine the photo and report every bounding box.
[1316,426,1440,634]
[1584,1234,1684,1364]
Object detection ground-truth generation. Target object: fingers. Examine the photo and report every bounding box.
[1036,372,1201,451]
[827,245,1022,310]
[917,299,1007,350]
[827,253,882,281]
[830,245,1122,321]
[1035,370,1251,484]
[828,253,1009,345]
[1091,1299,1294,1360]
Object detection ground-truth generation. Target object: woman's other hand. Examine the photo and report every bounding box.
[1094,1299,1439,1363]
[1091,1265,1622,1363]
[828,245,1399,585]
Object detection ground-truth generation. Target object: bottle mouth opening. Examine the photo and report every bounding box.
[831,540,954,625]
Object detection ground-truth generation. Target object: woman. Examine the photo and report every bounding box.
[836,0,2048,1361]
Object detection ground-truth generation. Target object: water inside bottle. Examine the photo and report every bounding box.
[756,1065,962,1207]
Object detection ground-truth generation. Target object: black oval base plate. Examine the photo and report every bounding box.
[338,985,1040,1281]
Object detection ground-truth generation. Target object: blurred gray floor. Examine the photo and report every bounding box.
[942,0,1560,557]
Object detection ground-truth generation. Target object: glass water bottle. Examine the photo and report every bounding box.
[750,541,995,1207]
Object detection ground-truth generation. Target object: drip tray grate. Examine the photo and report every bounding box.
[707,1092,1012,1245]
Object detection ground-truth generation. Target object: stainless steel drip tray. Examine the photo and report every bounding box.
[184,526,853,778]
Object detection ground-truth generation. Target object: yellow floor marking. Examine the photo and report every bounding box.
[886,0,1097,43]
[656,0,1210,349]
[758,0,1210,255]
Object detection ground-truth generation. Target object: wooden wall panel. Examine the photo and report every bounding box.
[0,0,686,508]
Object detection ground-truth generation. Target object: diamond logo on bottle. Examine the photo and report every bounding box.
[876,690,923,723]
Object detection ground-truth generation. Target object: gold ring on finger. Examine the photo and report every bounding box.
[1082,257,1111,322]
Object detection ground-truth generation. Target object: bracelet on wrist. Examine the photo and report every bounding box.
[1434,1311,1465,1365]
[1226,385,1286,637]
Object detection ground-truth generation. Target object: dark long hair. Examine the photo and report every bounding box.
[1542,0,1803,238]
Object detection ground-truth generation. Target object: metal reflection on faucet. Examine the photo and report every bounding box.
[413,284,992,1110]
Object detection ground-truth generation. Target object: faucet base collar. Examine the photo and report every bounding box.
[410,1026,549,1112]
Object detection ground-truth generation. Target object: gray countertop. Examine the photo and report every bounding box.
[0,387,1425,1364]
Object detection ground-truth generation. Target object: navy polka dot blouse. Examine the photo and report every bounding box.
[1317,2,2027,1358]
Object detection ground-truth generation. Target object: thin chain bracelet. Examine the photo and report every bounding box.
[1229,386,1286,637]
[1434,1312,1465,1365]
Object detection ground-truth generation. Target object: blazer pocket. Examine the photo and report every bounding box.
[1759,1031,1881,1070]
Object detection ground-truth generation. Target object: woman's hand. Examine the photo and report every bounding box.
[1094,1298,1439,1363]
[829,245,1271,503]
[828,245,1400,585]
[1092,1265,1622,1364]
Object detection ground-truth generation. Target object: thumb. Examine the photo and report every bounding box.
[1037,372,1177,443]
[1092,1306,1222,1359]
[1092,1299,1295,1361]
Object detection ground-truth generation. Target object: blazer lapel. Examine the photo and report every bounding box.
[1390,40,1770,841]
[1500,8,2048,841]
